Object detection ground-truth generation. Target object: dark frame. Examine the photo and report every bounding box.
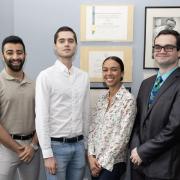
[90,86,131,92]
[143,6,180,69]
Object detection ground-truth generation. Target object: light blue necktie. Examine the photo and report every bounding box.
[149,76,163,105]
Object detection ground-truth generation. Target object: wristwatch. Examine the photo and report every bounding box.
[30,143,39,151]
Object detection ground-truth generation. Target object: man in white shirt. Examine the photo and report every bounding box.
[35,26,90,180]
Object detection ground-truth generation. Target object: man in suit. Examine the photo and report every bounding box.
[130,29,180,180]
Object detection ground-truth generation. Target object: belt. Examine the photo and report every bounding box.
[10,132,34,140]
[51,135,83,143]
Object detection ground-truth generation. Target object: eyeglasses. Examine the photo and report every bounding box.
[153,45,178,52]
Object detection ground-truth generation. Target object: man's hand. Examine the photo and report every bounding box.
[44,157,58,175]
[130,147,142,166]
[88,155,102,177]
[18,144,35,163]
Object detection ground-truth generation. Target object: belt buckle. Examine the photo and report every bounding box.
[20,135,26,140]
[11,134,14,139]
[63,137,66,143]
[76,136,79,142]
[20,136,23,140]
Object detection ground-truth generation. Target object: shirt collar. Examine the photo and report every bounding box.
[1,69,31,84]
[54,60,74,75]
[157,66,178,82]
[104,84,126,100]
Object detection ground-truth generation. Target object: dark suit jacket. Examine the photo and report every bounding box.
[130,67,180,179]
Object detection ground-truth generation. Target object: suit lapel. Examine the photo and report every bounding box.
[146,68,180,119]
[141,76,156,125]
[144,77,156,112]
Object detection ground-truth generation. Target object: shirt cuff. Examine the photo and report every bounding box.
[42,148,54,159]
[88,145,95,155]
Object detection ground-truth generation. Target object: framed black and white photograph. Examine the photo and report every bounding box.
[143,6,180,69]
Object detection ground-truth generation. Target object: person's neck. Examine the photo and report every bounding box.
[106,83,121,111]
[159,63,178,75]
[5,67,24,81]
[108,83,122,98]
[59,57,72,70]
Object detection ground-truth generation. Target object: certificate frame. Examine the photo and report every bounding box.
[80,46,133,82]
[80,4,134,42]
[144,6,180,69]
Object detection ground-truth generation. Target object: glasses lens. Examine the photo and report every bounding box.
[164,45,174,52]
[153,45,176,52]
[153,45,162,52]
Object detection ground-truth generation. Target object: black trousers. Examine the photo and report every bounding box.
[132,169,175,180]
[91,162,126,180]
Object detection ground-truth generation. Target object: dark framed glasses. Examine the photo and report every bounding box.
[153,45,178,52]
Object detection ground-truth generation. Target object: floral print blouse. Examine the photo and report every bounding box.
[88,85,136,171]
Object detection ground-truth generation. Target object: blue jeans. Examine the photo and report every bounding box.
[46,140,86,180]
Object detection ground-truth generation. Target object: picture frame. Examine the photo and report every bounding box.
[90,87,107,111]
[90,86,131,92]
[80,46,133,82]
[143,6,180,69]
[80,4,134,42]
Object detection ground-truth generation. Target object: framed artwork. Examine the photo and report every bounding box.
[80,4,134,41]
[143,6,180,69]
[80,46,133,82]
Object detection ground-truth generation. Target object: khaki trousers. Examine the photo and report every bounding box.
[0,139,40,180]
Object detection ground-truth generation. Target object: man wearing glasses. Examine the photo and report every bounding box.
[130,29,180,180]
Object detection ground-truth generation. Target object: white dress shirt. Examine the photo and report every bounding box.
[35,60,90,158]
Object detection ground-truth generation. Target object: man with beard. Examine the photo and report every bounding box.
[0,35,40,180]
[35,26,90,180]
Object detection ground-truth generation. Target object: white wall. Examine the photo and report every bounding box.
[0,0,14,40]
[1,1,180,179]
[1,0,180,95]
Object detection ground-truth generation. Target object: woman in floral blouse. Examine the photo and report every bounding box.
[88,56,136,180]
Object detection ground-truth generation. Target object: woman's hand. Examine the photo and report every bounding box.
[88,155,102,177]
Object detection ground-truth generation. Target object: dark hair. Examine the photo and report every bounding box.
[54,26,77,44]
[102,56,124,81]
[154,29,180,51]
[1,35,26,53]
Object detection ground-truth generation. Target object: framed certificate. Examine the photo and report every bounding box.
[80,4,134,41]
[80,46,133,82]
